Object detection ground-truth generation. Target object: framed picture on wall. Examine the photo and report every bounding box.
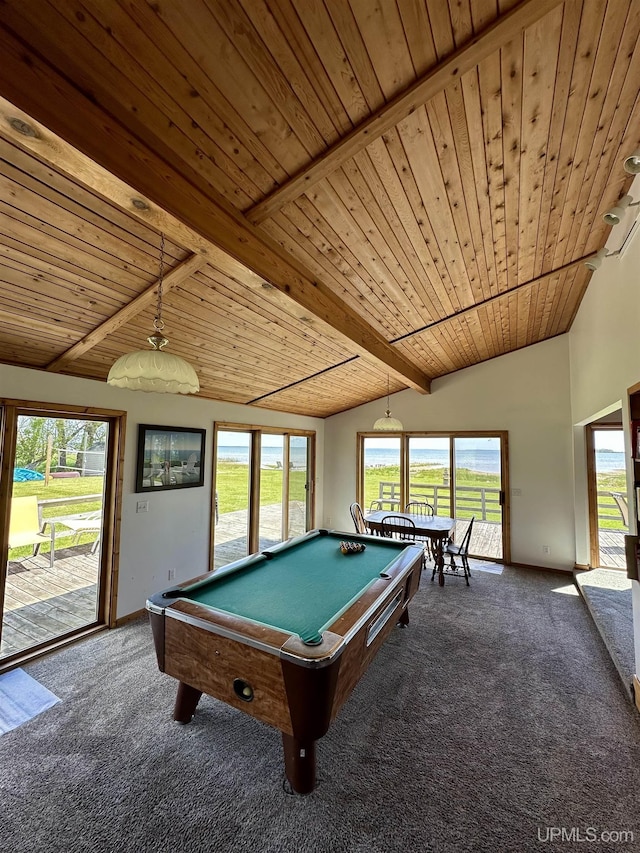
[136,424,206,492]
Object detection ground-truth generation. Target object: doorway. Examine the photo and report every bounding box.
[212,424,315,569]
[0,401,124,666]
[586,423,627,569]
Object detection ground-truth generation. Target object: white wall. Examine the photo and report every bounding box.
[324,335,575,570]
[568,187,640,673]
[0,364,324,618]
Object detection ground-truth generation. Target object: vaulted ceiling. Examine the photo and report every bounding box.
[0,0,638,416]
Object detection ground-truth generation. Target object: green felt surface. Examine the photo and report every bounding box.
[186,533,405,644]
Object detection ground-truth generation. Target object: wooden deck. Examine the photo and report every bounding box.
[1,543,99,659]
[598,529,626,570]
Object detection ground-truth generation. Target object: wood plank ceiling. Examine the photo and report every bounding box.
[0,0,638,417]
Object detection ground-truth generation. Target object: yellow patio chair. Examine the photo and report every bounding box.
[8,496,55,567]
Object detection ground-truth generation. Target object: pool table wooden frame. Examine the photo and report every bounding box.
[147,529,423,794]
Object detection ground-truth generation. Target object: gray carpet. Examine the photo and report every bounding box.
[574,568,635,696]
[1,565,639,853]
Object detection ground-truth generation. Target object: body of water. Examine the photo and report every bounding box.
[218,446,626,475]
[366,448,501,473]
[594,451,626,472]
[364,448,626,475]
[218,446,308,468]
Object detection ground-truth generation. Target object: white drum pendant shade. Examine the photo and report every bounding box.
[372,411,404,431]
[107,347,199,394]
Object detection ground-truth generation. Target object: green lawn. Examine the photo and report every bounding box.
[216,462,307,513]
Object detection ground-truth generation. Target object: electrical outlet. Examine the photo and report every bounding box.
[168,568,176,581]
[511,488,522,497]
[542,545,551,555]
[136,500,149,514]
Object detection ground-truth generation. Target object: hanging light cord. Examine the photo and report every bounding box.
[148,233,169,350]
[154,233,165,334]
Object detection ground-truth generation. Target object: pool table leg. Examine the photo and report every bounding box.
[173,682,203,723]
[282,733,316,795]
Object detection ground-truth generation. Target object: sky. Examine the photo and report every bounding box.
[363,436,500,450]
[217,431,299,448]
[218,429,626,452]
[593,429,625,452]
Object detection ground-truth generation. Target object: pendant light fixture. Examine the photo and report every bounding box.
[372,376,403,431]
[107,234,199,394]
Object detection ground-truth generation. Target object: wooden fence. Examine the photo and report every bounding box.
[371,481,501,523]
[370,483,628,529]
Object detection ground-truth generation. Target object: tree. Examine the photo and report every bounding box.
[15,416,107,473]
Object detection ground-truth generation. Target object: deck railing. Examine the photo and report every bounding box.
[371,481,502,523]
[596,490,628,529]
[38,494,102,511]
[37,494,103,542]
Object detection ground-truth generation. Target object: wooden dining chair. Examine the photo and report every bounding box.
[380,514,416,541]
[441,516,475,585]
[405,501,434,516]
[404,501,435,561]
[349,502,367,534]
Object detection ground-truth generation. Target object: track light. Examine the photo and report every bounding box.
[584,248,621,271]
[602,195,640,226]
[623,148,640,175]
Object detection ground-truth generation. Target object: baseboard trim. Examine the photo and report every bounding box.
[509,561,573,576]
[115,608,146,627]
[633,676,640,713]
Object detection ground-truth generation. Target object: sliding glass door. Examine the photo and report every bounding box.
[288,436,310,538]
[259,435,284,550]
[453,436,503,560]
[359,432,508,562]
[0,404,123,665]
[213,430,252,569]
[213,425,315,569]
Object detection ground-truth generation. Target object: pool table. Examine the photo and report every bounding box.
[146,528,423,794]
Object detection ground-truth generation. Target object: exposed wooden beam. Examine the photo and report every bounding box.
[0,48,430,393]
[247,0,565,224]
[45,253,208,372]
